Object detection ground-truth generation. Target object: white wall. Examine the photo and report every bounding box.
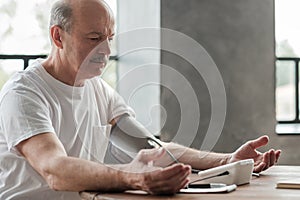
[117,0,161,135]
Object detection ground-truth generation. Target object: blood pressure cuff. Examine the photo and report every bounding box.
[104,115,158,164]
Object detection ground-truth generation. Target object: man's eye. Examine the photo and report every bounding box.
[89,37,101,41]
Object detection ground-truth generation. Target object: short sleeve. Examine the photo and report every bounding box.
[0,90,55,150]
[99,79,135,121]
[109,89,135,120]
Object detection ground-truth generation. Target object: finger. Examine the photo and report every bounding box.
[169,175,190,194]
[253,162,266,173]
[275,150,281,163]
[150,170,190,194]
[248,135,269,150]
[268,149,275,167]
[142,164,190,194]
[145,166,190,194]
[180,178,190,190]
[263,152,270,170]
[138,148,165,163]
[147,164,190,192]
[152,164,191,181]
[169,167,190,184]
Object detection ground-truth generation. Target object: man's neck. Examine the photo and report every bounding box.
[42,53,85,87]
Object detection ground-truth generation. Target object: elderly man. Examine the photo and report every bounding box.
[0,0,280,199]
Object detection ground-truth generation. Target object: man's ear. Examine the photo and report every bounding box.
[50,25,64,49]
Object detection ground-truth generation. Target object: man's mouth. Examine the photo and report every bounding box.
[89,58,107,64]
[89,53,108,64]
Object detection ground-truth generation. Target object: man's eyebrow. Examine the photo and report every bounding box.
[86,32,105,36]
[86,32,115,36]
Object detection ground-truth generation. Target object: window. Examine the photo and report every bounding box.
[0,0,117,89]
[275,0,300,133]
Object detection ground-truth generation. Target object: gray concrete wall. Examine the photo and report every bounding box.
[160,0,300,164]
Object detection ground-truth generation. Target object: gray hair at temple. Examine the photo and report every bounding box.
[49,0,73,33]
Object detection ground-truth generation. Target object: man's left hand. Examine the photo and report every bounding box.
[228,135,281,173]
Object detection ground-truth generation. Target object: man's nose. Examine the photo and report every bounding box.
[97,38,111,55]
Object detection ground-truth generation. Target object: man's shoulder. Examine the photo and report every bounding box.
[0,61,44,99]
[1,70,37,92]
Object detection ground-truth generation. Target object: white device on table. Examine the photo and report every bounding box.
[180,183,237,193]
[192,159,254,186]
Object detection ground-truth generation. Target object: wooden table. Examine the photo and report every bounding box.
[80,165,300,200]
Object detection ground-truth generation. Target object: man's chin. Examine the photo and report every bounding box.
[89,65,105,77]
[78,63,106,80]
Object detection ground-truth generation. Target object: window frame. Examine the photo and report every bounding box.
[276,57,300,134]
[0,55,118,70]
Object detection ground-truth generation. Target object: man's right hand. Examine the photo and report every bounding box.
[122,148,191,195]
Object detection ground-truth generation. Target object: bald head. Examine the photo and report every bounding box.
[50,0,114,33]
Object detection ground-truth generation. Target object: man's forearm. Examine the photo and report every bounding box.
[163,142,231,170]
[43,156,139,192]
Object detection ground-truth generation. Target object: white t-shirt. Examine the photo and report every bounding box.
[0,59,134,200]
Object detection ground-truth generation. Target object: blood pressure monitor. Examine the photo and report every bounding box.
[195,159,254,185]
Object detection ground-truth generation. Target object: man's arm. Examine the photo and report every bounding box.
[161,135,281,172]
[16,132,190,194]
[110,115,280,172]
[161,142,230,170]
[16,132,127,192]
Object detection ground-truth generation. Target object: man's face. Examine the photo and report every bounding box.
[62,1,115,81]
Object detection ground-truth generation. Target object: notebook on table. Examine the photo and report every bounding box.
[277,179,300,189]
